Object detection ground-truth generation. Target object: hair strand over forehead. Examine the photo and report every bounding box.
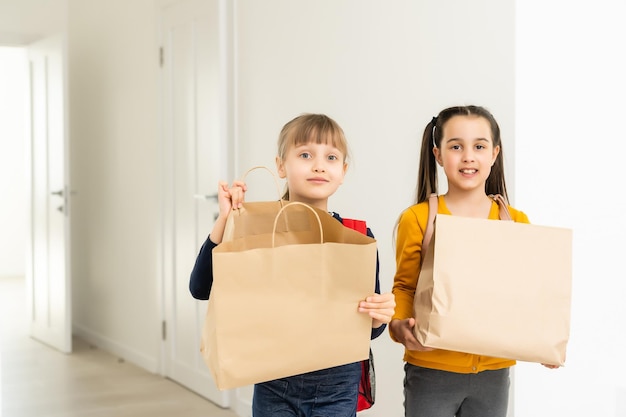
[277,113,349,162]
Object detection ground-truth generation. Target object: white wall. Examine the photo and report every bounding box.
[235,1,514,415]
[68,0,163,370]
[0,47,28,277]
[4,0,624,416]
[514,1,626,416]
[0,0,67,277]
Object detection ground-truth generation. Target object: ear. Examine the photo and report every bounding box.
[432,147,443,166]
[491,145,500,166]
[340,162,348,184]
[275,156,286,179]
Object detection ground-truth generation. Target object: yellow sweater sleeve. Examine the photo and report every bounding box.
[391,202,429,329]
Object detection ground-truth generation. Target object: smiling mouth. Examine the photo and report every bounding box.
[460,169,477,174]
[308,178,328,183]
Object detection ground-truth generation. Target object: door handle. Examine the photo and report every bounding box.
[51,189,64,197]
[194,193,218,201]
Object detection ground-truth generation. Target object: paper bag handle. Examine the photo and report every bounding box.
[240,165,283,202]
[489,194,512,221]
[271,201,324,247]
[422,194,439,255]
[422,193,513,254]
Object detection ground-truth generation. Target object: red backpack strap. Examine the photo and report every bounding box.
[342,218,368,235]
[343,216,374,412]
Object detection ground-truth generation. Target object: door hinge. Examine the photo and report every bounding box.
[159,47,164,67]
[162,320,167,340]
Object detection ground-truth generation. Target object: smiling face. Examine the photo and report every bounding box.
[276,139,347,210]
[433,115,500,195]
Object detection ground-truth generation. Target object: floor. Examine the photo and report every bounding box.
[0,276,239,417]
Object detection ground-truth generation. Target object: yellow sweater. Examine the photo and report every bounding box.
[390,195,530,373]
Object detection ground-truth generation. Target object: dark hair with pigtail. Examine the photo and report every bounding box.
[415,105,508,205]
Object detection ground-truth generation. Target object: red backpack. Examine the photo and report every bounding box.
[342,218,375,412]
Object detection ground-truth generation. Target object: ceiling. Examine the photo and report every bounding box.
[0,0,66,46]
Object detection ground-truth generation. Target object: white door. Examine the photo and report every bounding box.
[25,34,71,354]
[160,0,233,408]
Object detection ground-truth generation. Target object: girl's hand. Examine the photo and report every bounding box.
[541,352,564,369]
[389,318,434,352]
[210,180,248,245]
[216,180,247,219]
[358,292,395,328]
[227,180,247,210]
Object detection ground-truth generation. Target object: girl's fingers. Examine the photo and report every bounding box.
[367,311,395,323]
[231,180,247,190]
[364,293,395,305]
[228,184,246,209]
[359,297,396,310]
[216,181,233,214]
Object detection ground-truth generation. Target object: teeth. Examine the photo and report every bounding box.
[461,169,476,174]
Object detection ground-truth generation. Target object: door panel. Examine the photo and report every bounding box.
[161,0,231,408]
[26,34,71,354]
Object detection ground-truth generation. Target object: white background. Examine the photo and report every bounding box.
[1,0,625,416]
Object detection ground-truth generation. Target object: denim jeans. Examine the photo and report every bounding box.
[404,364,510,417]
[252,362,361,417]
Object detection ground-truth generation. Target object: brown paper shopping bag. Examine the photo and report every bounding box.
[414,214,572,366]
[202,201,377,390]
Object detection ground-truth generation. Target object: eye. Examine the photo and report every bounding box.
[327,154,338,161]
[475,144,486,150]
[299,152,312,159]
[450,144,462,151]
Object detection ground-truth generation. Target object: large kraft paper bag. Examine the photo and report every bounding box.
[414,214,572,366]
[202,201,376,390]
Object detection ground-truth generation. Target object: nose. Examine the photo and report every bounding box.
[462,149,475,162]
[313,158,326,172]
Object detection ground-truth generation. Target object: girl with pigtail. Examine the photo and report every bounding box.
[389,105,558,417]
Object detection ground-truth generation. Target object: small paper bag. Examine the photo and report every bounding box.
[202,201,377,389]
[414,214,572,366]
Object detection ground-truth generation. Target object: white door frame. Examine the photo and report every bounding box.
[157,0,236,410]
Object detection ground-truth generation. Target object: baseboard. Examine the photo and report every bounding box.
[73,323,159,373]
[232,389,252,417]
